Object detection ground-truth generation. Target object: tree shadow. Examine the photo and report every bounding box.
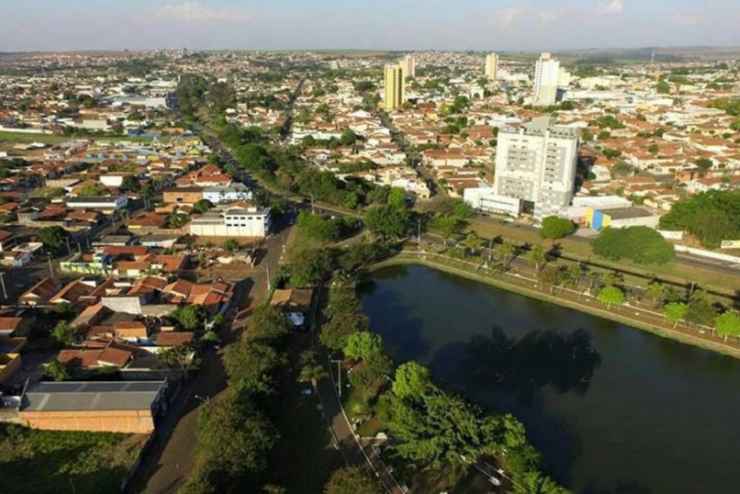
[462,326,602,404]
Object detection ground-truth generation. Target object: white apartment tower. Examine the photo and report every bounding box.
[485,53,498,80]
[533,52,560,106]
[399,55,416,79]
[494,117,580,220]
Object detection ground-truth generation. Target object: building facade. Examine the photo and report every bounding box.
[494,117,579,220]
[189,205,271,238]
[533,52,560,107]
[384,64,404,112]
[485,53,498,80]
[399,55,416,79]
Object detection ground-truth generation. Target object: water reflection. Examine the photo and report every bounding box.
[461,327,601,403]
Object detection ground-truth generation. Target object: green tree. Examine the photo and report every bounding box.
[44,360,70,381]
[597,286,625,308]
[392,362,432,400]
[195,391,278,483]
[298,350,328,389]
[659,190,740,248]
[324,467,382,494]
[514,471,570,494]
[223,239,239,253]
[495,241,517,270]
[224,340,285,393]
[686,291,717,327]
[38,226,68,256]
[657,80,671,94]
[344,332,383,361]
[715,311,740,342]
[320,311,369,352]
[171,305,207,331]
[192,199,214,214]
[593,227,674,265]
[527,244,548,273]
[51,321,76,347]
[540,216,576,240]
[159,345,197,379]
[664,302,689,328]
[387,187,407,210]
[364,205,410,239]
[644,281,666,308]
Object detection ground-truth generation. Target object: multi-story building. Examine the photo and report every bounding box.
[384,64,404,112]
[399,55,416,79]
[484,53,498,80]
[493,117,580,220]
[189,204,271,238]
[533,52,560,106]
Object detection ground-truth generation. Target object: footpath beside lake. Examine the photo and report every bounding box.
[361,265,740,494]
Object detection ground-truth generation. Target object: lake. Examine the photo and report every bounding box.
[361,265,740,494]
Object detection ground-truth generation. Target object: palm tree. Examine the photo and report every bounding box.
[527,244,548,273]
[298,350,328,390]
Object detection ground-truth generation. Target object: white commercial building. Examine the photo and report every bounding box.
[464,187,522,217]
[494,117,580,220]
[202,183,253,204]
[484,53,498,80]
[533,52,560,106]
[189,205,271,238]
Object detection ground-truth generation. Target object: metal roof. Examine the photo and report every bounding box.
[21,381,165,412]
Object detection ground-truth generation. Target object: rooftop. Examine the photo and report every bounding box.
[21,381,166,412]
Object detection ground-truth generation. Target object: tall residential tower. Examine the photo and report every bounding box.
[533,52,560,106]
[384,64,404,111]
[484,53,498,80]
[399,55,416,79]
[493,116,580,219]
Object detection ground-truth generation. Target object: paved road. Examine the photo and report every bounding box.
[129,226,292,494]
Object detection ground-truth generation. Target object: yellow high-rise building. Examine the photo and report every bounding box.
[485,53,498,80]
[384,64,404,111]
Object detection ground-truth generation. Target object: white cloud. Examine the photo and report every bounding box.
[155,1,252,24]
[600,0,625,15]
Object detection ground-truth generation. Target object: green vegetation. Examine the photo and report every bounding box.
[593,227,674,265]
[593,115,625,129]
[664,302,689,328]
[296,211,360,242]
[38,226,69,256]
[0,424,142,494]
[597,286,625,308]
[324,467,382,494]
[192,199,214,214]
[708,98,740,116]
[716,312,740,342]
[170,305,207,331]
[77,183,109,197]
[659,190,740,248]
[656,80,671,94]
[183,305,289,493]
[540,216,576,240]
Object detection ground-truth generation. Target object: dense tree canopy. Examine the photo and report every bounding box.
[540,216,576,240]
[324,467,382,494]
[593,226,674,265]
[659,190,740,248]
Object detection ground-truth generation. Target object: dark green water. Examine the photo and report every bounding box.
[361,265,740,494]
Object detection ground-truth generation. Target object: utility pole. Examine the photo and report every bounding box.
[265,263,271,295]
[48,256,55,280]
[0,272,7,301]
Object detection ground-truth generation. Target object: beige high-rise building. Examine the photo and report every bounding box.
[485,53,498,80]
[384,64,404,111]
[399,55,416,79]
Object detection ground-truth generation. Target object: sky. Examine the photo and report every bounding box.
[2,0,740,52]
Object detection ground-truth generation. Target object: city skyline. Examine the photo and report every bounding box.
[2,0,740,52]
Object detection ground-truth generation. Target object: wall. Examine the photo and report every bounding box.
[20,409,155,433]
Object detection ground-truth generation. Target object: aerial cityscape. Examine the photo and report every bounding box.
[1,1,740,494]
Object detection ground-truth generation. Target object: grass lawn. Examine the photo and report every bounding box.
[0,424,146,494]
[468,217,740,296]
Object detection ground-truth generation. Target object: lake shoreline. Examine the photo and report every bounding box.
[369,254,740,361]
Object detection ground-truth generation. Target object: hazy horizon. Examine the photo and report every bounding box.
[2,0,740,53]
